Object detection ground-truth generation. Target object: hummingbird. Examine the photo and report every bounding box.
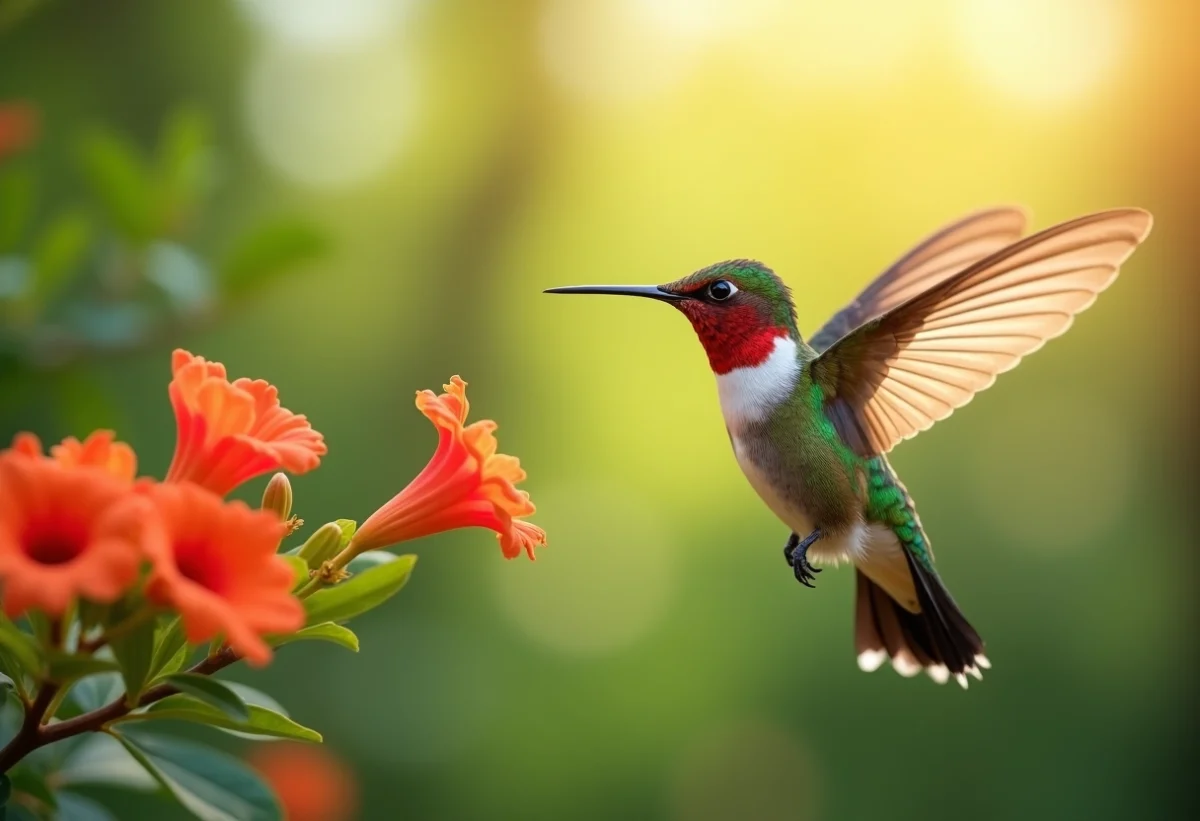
[546,207,1153,688]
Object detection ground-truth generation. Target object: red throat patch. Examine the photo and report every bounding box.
[676,302,789,374]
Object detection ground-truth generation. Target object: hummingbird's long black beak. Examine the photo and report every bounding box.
[542,284,684,302]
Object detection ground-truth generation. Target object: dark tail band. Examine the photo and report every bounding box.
[854,554,988,688]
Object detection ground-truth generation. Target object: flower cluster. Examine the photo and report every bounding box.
[1,351,544,666]
[0,348,545,806]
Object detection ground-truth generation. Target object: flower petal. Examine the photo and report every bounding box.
[165,349,326,496]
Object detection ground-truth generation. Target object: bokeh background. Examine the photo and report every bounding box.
[2,0,1197,819]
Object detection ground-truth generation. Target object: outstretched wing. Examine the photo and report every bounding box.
[808,207,1030,353]
[811,208,1153,457]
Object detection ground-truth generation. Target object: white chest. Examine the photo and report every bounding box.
[715,336,801,433]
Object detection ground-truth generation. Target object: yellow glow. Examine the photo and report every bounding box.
[738,0,931,89]
[539,0,699,104]
[492,483,678,656]
[244,42,416,189]
[954,0,1126,104]
[235,0,415,48]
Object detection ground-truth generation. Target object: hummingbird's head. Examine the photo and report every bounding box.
[545,260,799,374]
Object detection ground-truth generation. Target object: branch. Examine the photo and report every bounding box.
[0,682,61,772]
[0,648,239,772]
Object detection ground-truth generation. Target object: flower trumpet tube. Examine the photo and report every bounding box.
[165,350,327,496]
[337,376,545,570]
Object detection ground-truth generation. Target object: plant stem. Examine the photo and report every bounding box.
[0,648,239,773]
[0,681,59,772]
[294,545,357,598]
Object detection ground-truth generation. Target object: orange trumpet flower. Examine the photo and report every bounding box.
[10,431,137,482]
[350,376,546,561]
[0,453,151,618]
[164,350,326,496]
[142,482,305,665]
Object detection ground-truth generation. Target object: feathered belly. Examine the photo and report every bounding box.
[730,435,867,565]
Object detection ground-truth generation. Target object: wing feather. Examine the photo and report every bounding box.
[809,207,1029,352]
[813,208,1153,456]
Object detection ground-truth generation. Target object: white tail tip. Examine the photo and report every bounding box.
[857,649,888,672]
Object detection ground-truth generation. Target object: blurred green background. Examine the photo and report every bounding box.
[2,0,1197,819]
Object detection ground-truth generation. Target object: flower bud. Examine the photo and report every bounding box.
[297,522,343,570]
[261,473,293,521]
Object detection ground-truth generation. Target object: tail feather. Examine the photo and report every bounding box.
[855,554,987,688]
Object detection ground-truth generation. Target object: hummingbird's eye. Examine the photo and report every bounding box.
[707,280,737,301]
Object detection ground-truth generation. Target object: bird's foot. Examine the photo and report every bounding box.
[784,529,823,588]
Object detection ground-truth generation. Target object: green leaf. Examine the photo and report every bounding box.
[0,616,40,676]
[108,608,157,703]
[156,106,212,228]
[345,549,399,575]
[221,682,287,716]
[77,128,155,243]
[148,618,189,681]
[269,622,359,653]
[46,652,120,682]
[30,209,91,306]
[219,217,328,296]
[69,671,124,712]
[55,734,156,792]
[281,554,309,590]
[76,602,109,635]
[158,674,249,722]
[3,802,39,821]
[134,694,321,742]
[112,731,282,821]
[0,166,34,252]
[56,791,119,821]
[7,766,55,809]
[20,611,50,646]
[303,554,416,626]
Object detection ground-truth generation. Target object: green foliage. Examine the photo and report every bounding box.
[282,554,310,591]
[44,653,120,682]
[270,622,359,653]
[0,617,40,678]
[107,606,157,703]
[113,731,282,821]
[220,217,329,296]
[304,553,418,626]
[148,618,189,683]
[54,791,118,821]
[0,167,34,252]
[157,675,248,722]
[68,672,123,713]
[77,128,157,244]
[0,106,328,391]
[29,210,91,306]
[134,696,321,743]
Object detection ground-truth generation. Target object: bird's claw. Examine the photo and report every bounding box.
[793,553,820,588]
[784,530,822,588]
